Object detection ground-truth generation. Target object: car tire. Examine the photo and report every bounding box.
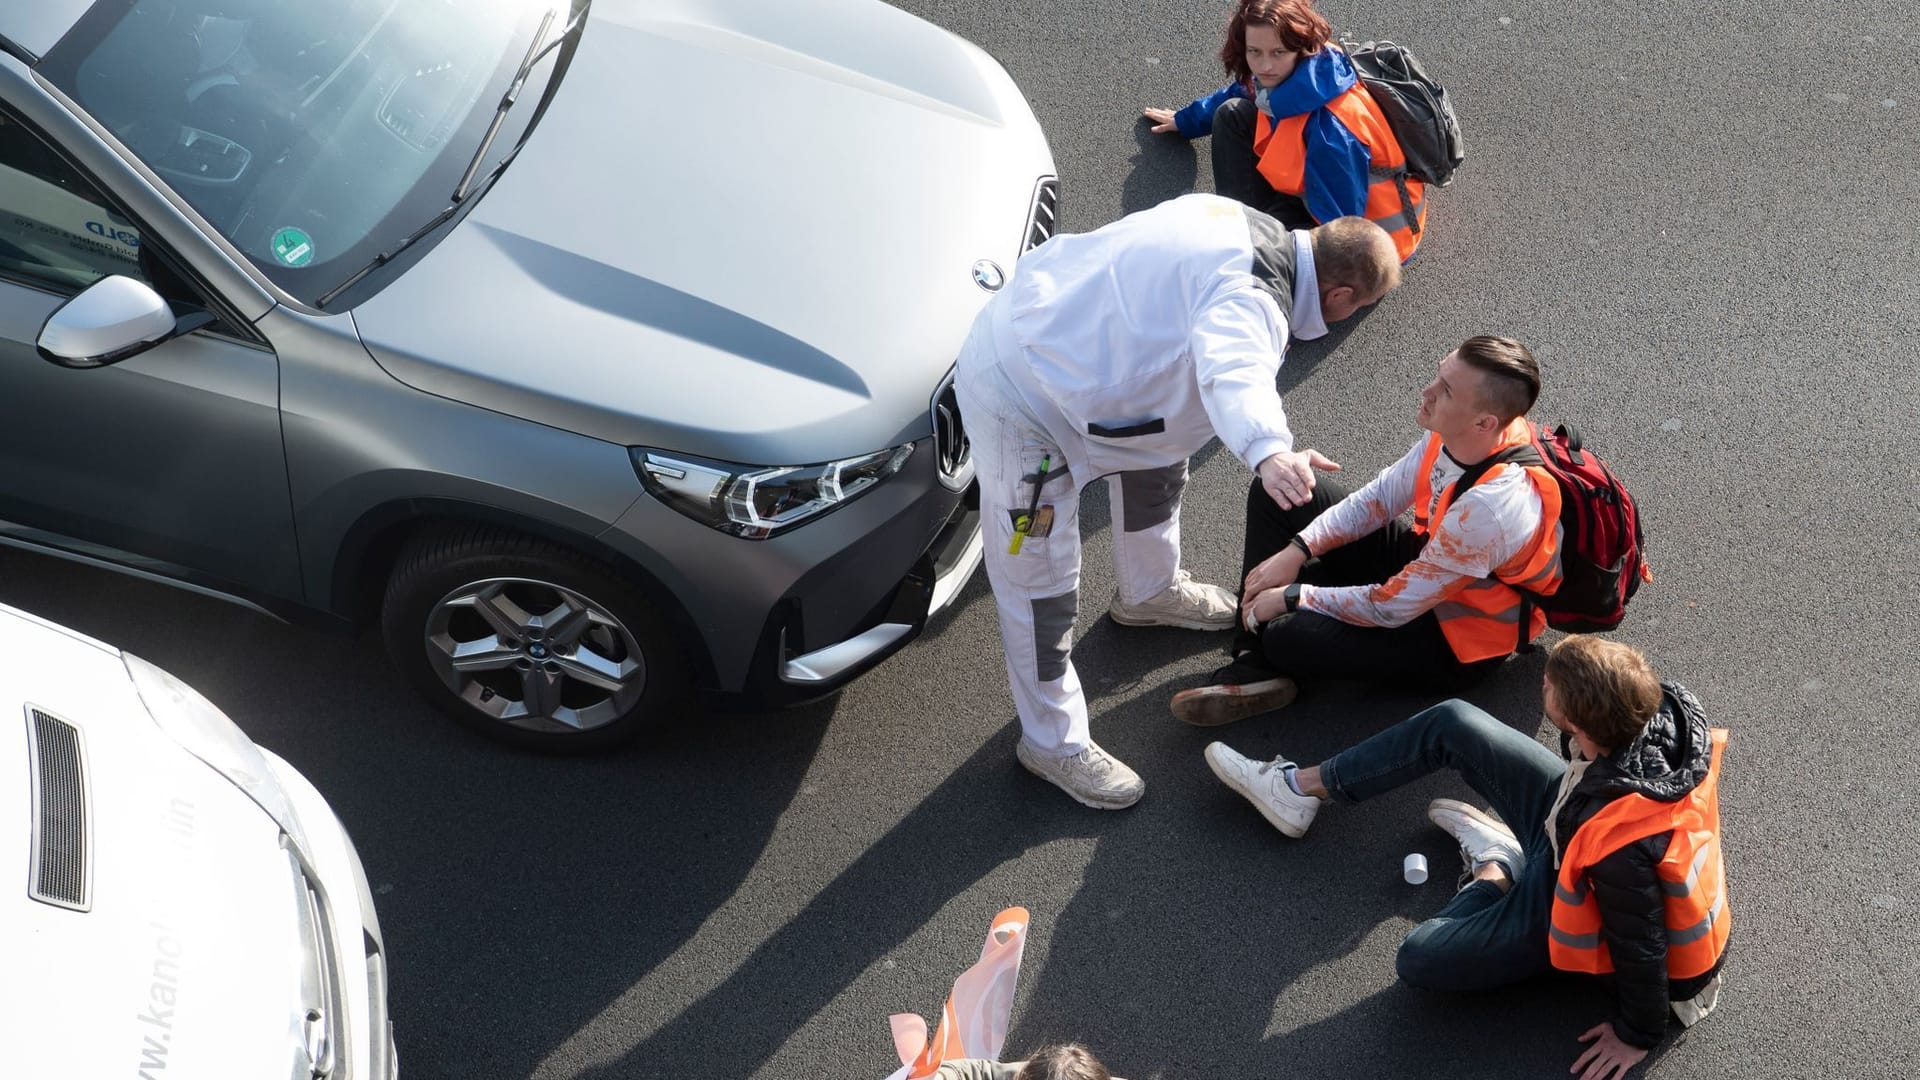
[380,524,687,753]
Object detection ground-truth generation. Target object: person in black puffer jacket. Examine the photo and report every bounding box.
[1200,635,1731,1080]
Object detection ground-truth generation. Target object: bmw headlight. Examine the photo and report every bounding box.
[125,652,310,853]
[633,444,914,539]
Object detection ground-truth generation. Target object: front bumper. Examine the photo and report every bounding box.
[599,436,981,706]
[774,484,980,688]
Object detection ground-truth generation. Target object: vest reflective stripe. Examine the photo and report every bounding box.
[1548,729,1733,980]
[1668,890,1727,947]
[1252,81,1427,261]
[1661,841,1717,897]
[1410,423,1563,663]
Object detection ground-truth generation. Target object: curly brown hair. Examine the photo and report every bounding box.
[1219,0,1333,85]
[1545,636,1663,751]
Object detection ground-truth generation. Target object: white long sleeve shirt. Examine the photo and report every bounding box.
[1296,429,1548,627]
[992,193,1326,480]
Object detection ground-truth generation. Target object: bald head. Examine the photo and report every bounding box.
[1309,216,1402,322]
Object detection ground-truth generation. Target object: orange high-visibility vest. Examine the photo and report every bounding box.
[1549,728,1732,979]
[1252,80,1427,262]
[1410,420,1563,663]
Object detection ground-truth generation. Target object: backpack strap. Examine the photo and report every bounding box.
[1450,438,1548,654]
[1369,165,1422,236]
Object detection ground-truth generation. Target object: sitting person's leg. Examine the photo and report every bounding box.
[1211,97,1315,228]
[1202,700,1566,987]
[1259,607,1501,691]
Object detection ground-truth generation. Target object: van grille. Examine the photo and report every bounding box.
[27,708,90,911]
[930,367,972,492]
[1022,176,1059,253]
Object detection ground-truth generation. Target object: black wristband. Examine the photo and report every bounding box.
[1287,535,1313,559]
[1284,583,1303,613]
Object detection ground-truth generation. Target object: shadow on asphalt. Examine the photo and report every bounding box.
[569,729,1126,1080]
[1120,119,1198,214]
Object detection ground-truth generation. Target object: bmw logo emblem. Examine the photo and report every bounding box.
[971,259,1005,292]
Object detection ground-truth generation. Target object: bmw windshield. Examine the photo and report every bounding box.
[39,0,578,307]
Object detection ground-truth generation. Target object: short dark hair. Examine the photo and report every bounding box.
[1219,0,1333,85]
[1016,1044,1111,1080]
[1452,335,1541,423]
[1545,635,1663,751]
[1309,216,1402,299]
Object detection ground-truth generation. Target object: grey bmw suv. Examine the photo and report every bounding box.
[0,0,1057,749]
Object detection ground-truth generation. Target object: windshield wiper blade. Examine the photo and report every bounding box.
[315,6,585,309]
[453,6,558,202]
[314,200,461,309]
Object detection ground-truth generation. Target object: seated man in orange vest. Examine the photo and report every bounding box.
[1170,335,1558,728]
[1202,636,1731,1079]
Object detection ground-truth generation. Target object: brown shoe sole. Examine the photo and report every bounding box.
[1170,678,1299,727]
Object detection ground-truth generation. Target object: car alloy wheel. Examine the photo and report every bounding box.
[422,576,647,734]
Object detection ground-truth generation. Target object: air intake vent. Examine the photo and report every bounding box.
[930,367,973,492]
[1021,176,1059,253]
[27,708,90,911]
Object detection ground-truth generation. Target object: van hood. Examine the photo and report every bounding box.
[352,0,1054,465]
[0,608,324,1080]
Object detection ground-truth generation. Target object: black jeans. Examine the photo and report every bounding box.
[1318,699,1565,990]
[1234,475,1503,690]
[1211,96,1315,229]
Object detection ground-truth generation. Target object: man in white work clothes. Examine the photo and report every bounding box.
[955,192,1402,809]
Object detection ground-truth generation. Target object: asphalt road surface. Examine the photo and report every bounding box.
[5,0,1918,1077]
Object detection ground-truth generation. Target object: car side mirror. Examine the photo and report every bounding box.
[36,275,209,369]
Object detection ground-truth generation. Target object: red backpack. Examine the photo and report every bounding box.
[1454,423,1651,633]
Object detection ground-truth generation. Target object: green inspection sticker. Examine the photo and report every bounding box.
[270,226,314,268]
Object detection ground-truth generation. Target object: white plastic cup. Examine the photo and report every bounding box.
[1403,853,1429,885]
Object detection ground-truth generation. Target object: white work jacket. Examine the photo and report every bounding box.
[990,193,1327,481]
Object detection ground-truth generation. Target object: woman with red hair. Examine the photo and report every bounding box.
[1144,0,1428,261]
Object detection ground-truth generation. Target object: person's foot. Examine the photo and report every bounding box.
[1203,742,1321,838]
[1169,653,1298,727]
[1108,569,1237,630]
[1427,798,1526,887]
[1016,738,1145,809]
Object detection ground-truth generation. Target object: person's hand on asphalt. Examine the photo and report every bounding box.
[1142,106,1179,133]
[1258,449,1339,510]
[1571,1022,1649,1080]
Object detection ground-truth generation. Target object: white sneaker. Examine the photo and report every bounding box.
[1016,739,1145,810]
[1203,742,1321,838]
[1108,569,1237,631]
[1427,798,1527,884]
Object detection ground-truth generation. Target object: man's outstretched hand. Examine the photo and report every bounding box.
[1258,449,1340,510]
[1571,1022,1648,1080]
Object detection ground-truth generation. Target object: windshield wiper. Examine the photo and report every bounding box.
[315,5,586,309]
[453,5,558,201]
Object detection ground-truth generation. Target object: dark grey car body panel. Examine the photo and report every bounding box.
[0,0,1048,703]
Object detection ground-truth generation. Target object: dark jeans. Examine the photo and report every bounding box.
[1234,475,1503,690]
[1319,699,1567,990]
[1211,97,1315,229]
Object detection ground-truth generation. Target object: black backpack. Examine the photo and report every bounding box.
[1343,40,1465,189]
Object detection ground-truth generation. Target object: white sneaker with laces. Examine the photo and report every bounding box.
[1016,738,1145,810]
[1427,798,1527,884]
[1108,569,1237,631]
[1203,742,1321,838]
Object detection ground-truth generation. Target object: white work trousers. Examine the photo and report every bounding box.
[956,340,1189,756]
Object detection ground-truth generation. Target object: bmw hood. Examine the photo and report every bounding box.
[352,0,1055,465]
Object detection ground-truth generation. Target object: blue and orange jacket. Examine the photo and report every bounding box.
[1174,48,1425,261]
